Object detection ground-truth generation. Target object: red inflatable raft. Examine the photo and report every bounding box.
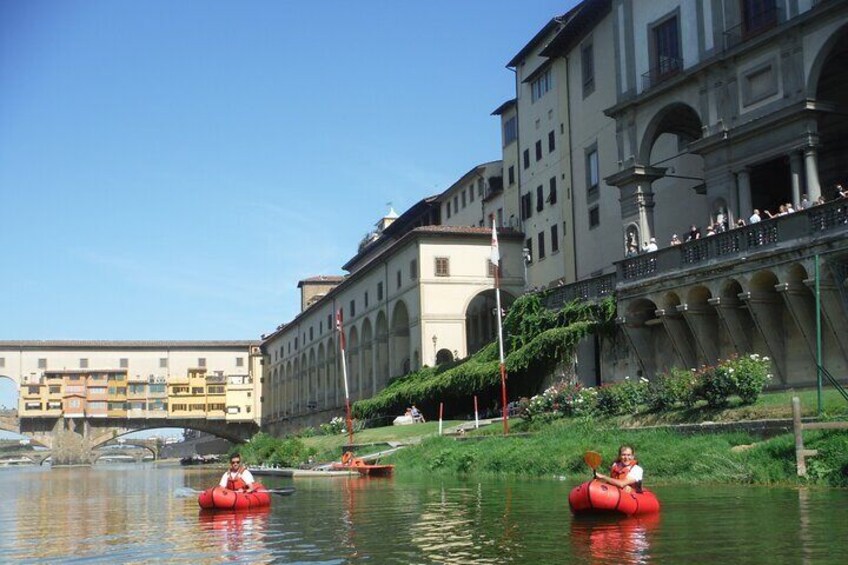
[198,483,271,511]
[568,480,660,516]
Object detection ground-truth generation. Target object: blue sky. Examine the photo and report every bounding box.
[0,1,575,408]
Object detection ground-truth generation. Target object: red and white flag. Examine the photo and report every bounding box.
[490,217,500,266]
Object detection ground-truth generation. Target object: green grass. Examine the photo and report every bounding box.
[300,420,465,455]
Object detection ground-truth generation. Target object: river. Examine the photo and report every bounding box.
[1,463,846,564]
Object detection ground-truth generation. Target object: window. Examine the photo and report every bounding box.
[742,0,778,36]
[487,258,501,278]
[80,358,89,369]
[525,238,533,263]
[586,147,599,196]
[377,282,384,301]
[38,358,47,369]
[396,270,402,289]
[530,67,552,102]
[478,179,484,196]
[160,358,168,368]
[435,257,450,277]
[453,196,458,213]
[551,224,559,253]
[327,314,332,330]
[469,185,474,202]
[350,299,356,317]
[497,208,503,228]
[364,291,369,308]
[523,149,530,170]
[309,327,313,340]
[521,193,533,220]
[461,190,466,208]
[581,41,594,96]
[198,358,206,368]
[503,116,517,145]
[589,206,600,228]
[508,166,515,186]
[652,15,681,79]
[445,202,451,219]
[549,177,557,205]
[536,185,544,212]
[535,140,542,162]
[538,231,546,259]
[319,321,323,335]
[548,131,556,153]
[236,357,244,367]
[410,259,418,280]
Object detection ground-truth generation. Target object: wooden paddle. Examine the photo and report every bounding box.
[584,451,602,478]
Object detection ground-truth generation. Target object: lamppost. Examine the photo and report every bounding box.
[522,247,532,290]
[432,335,438,364]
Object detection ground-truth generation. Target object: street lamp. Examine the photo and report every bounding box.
[522,247,532,289]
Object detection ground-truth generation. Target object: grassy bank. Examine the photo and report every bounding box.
[385,417,848,487]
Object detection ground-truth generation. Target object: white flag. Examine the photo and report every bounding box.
[490,217,500,266]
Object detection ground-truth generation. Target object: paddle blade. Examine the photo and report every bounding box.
[584,451,602,470]
[266,487,296,496]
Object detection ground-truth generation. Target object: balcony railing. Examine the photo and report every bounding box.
[542,273,617,309]
[641,56,683,91]
[618,198,848,283]
[723,5,781,50]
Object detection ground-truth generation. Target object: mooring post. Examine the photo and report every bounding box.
[792,396,806,476]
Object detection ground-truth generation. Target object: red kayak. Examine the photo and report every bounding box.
[568,480,660,516]
[198,483,271,511]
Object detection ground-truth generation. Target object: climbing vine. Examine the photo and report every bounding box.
[352,293,616,420]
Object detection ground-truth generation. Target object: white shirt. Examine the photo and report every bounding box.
[627,464,644,483]
[749,213,761,224]
[220,468,255,488]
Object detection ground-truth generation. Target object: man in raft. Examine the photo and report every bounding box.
[219,453,257,493]
[593,444,643,493]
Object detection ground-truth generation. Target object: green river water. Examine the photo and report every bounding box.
[1,463,846,564]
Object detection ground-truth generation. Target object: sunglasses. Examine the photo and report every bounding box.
[230,460,240,465]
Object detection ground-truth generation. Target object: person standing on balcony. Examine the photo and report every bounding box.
[669,234,681,246]
[749,209,761,224]
[685,225,701,241]
[643,238,658,252]
[800,194,810,210]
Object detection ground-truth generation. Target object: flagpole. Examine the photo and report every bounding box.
[490,218,509,436]
[337,309,354,446]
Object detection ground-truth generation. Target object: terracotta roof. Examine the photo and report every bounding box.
[297,275,346,287]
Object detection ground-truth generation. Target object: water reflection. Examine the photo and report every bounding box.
[569,513,660,564]
[198,507,272,560]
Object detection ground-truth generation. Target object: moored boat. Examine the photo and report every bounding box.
[568,479,660,516]
[197,483,271,511]
[331,452,395,477]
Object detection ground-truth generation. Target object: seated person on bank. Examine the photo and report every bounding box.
[593,444,643,493]
[220,453,257,493]
[410,404,425,423]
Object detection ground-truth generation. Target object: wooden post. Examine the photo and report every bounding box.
[792,396,807,477]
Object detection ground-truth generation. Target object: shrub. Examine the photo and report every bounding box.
[691,354,773,407]
[596,377,647,416]
[319,416,347,435]
[646,367,696,411]
[729,354,773,404]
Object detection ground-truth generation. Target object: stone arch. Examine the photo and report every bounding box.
[390,301,411,378]
[347,326,360,400]
[809,23,848,194]
[465,289,517,356]
[308,349,317,410]
[317,343,326,409]
[638,102,704,165]
[375,311,389,388]
[361,318,374,396]
[687,285,712,306]
[435,349,454,365]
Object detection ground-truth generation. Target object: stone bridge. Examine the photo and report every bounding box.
[2,415,257,466]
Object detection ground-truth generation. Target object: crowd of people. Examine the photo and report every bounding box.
[629,184,847,255]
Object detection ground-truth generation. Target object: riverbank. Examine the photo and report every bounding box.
[298,389,848,487]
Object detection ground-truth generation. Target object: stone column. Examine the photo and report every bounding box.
[739,290,787,384]
[51,417,92,466]
[737,169,752,219]
[804,146,822,202]
[790,152,803,208]
[775,282,817,363]
[656,308,697,369]
[678,303,720,366]
[605,165,666,246]
[708,297,752,354]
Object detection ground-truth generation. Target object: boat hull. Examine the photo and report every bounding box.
[197,483,271,511]
[568,480,660,516]
[331,460,395,477]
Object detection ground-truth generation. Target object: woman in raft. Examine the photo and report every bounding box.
[593,444,643,493]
